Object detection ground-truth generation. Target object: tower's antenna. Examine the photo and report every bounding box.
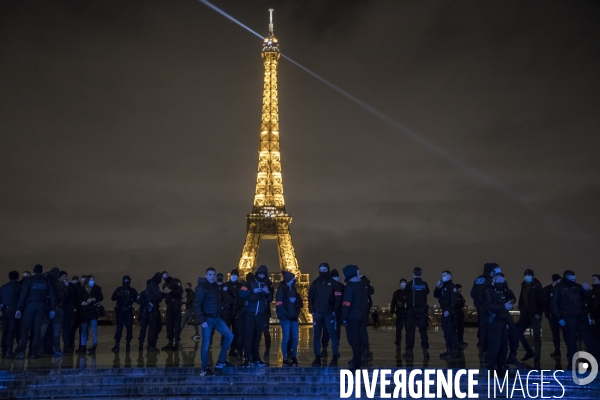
[268,8,274,36]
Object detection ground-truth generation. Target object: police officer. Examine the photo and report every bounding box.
[434,270,460,360]
[391,278,407,352]
[590,274,600,349]
[517,269,545,363]
[483,272,513,370]
[0,271,21,358]
[544,274,562,358]
[111,275,138,353]
[161,271,183,350]
[470,263,499,352]
[136,285,149,351]
[308,263,342,366]
[66,275,81,354]
[181,282,200,341]
[58,271,74,354]
[146,273,164,353]
[222,269,242,356]
[360,275,375,361]
[341,265,368,370]
[14,264,55,359]
[454,284,467,347]
[551,270,599,369]
[330,269,344,358]
[238,265,272,367]
[47,267,68,357]
[402,267,430,361]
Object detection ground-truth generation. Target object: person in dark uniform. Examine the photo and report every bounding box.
[551,270,599,369]
[517,269,545,363]
[161,271,183,351]
[590,274,600,350]
[391,278,407,352]
[544,274,562,358]
[402,267,430,361]
[76,276,103,355]
[47,267,68,357]
[262,274,274,360]
[223,269,242,356]
[470,263,499,352]
[235,272,253,360]
[136,286,149,351]
[58,271,74,354]
[14,264,55,359]
[483,272,513,371]
[66,275,81,354]
[372,309,380,328]
[434,270,460,360]
[238,265,272,367]
[146,273,164,353]
[0,271,21,358]
[360,275,375,361]
[454,284,467,347]
[341,265,368,370]
[276,270,302,367]
[181,282,200,341]
[308,263,342,366]
[329,269,344,360]
[111,275,138,353]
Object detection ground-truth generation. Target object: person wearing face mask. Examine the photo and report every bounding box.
[222,269,242,357]
[470,263,499,353]
[238,265,272,367]
[434,270,460,360]
[454,284,467,348]
[42,267,68,357]
[516,269,545,363]
[57,271,73,354]
[66,276,81,354]
[0,271,21,358]
[145,273,165,353]
[543,274,562,359]
[402,267,430,361]
[482,273,513,371]
[277,270,302,367]
[181,283,200,341]
[111,275,138,353]
[307,263,342,366]
[74,275,103,355]
[590,274,600,349]
[341,265,368,370]
[390,279,407,352]
[235,272,253,360]
[329,269,344,362]
[551,270,599,368]
[160,271,183,351]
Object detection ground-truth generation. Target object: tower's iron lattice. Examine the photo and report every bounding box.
[237,10,311,323]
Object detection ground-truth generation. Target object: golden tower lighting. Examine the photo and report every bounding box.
[237,9,311,323]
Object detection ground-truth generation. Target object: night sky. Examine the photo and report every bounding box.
[1,1,599,306]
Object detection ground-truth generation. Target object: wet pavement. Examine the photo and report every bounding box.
[0,319,571,371]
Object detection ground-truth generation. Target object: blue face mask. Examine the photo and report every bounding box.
[567,275,576,282]
[88,280,95,287]
[230,276,238,282]
[441,276,451,282]
[524,276,533,283]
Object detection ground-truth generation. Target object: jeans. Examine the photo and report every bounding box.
[80,319,98,346]
[280,319,298,359]
[201,317,233,369]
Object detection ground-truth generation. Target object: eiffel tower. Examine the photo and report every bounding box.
[237,9,311,323]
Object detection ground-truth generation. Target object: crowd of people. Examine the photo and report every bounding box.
[1,262,599,375]
[390,263,600,371]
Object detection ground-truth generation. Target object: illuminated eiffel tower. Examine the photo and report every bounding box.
[237,9,311,323]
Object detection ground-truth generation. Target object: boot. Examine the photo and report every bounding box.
[439,349,449,358]
[64,344,74,354]
[125,340,131,352]
[423,349,430,359]
[447,349,461,361]
[172,340,180,351]
[320,347,328,357]
[87,345,97,354]
[148,345,160,353]
[112,341,120,353]
[76,345,87,355]
[161,340,174,351]
[329,355,338,367]
[311,356,321,367]
[5,351,15,359]
[402,348,414,361]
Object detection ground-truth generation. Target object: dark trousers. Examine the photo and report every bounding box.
[312,312,338,356]
[441,313,460,351]
[485,319,508,369]
[360,318,369,352]
[165,300,182,342]
[51,309,63,352]
[69,310,81,350]
[17,301,45,355]
[1,311,18,354]
[263,321,271,350]
[454,311,465,343]
[224,312,237,350]
[477,306,488,350]
[62,307,73,349]
[405,308,429,350]
[114,309,134,342]
[236,314,245,352]
[517,313,542,358]
[345,318,366,368]
[548,315,561,353]
[394,315,405,346]
[243,312,268,362]
[138,309,149,344]
[562,315,598,364]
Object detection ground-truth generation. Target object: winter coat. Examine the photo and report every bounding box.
[194,278,223,325]
[276,282,302,321]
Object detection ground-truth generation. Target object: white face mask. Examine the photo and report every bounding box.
[400,282,406,290]
[230,275,238,282]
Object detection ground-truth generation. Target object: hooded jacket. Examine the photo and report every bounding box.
[111,276,139,311]
[146,273,164,307]
[308,264,342,315]
[48,267,69,310]
[276,281,303,321]
[518,277,546,318]
[551,278,590,320]
[470,263,496,308]
[194,277,223,325]
[238,265,273,315]
[341,279,369,321]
